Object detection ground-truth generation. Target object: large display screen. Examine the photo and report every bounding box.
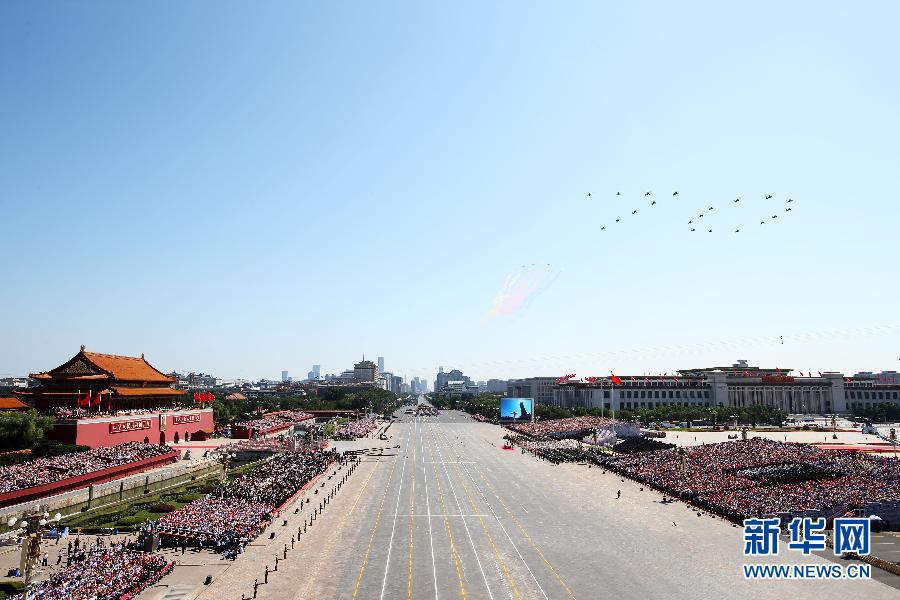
[500,398,534,422]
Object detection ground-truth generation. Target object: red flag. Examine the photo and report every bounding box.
[610,375,622,385]
[93,391,102,408]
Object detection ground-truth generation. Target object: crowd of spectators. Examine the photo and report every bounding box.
[12,539,173,600]
[153,497,272,550]
[216,450,337,506]
[599,438,900,521]
[334,416,378,440]
[147,449,337,551]
[509,416,622,439]
[504,433,592,464]
[0,442,173,495]
[232,410,313,436]
[50,407,199,420]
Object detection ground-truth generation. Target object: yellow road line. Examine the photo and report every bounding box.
[427,426,468,599]
[353,430,406,600]
[440,429,522,600]
[468,432,577,600]
[408,420,417,600]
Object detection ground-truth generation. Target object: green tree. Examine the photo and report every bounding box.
[0,409,55,452]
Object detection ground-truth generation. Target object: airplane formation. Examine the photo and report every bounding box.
[587,190,797,233]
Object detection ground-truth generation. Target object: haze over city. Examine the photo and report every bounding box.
[2,2,898,383]
[3,3,900,599]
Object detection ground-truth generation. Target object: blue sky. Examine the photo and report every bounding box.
[1,1,898,383]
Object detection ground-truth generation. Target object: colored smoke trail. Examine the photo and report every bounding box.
[484,264,559,322]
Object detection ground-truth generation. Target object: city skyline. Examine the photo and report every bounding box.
[1,2,898,383]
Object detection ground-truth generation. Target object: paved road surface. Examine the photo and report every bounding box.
[143,409,900,600]
[286,410,899,599]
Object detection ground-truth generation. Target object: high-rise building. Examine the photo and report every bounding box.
[377,356,385,374]
[485,379,508,393]
[354,359,379,383]
[435,368,471,393]
[281,370,289,382]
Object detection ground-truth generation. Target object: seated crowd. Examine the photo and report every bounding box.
[504,433,593,464]
[334,415,378,440]
[12,539,173,600]
[232,410,313,436]
[598,437,900,521]
[0,442,173,495]
[147,449,338,551]
[153,497,272,550]
[509,416,621,439]
[50,406,200,420]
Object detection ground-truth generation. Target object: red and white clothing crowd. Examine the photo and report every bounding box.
[11,539,173,600]
[600,437,900,521]
[0,442,172,495]
[510,416,621,438]
[231,410,313,436]
[334,415,379,440]
[147,449,337,551]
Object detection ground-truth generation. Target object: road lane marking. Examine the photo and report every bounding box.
[408,419,417,600]
[462,428,577,600]
[440,430,521,600]
[428,427,468,599]
[439,426,553,600]
[381,418,412,600]
[421,416,439,600]
[430,420,495,600]
[352,425,408,600]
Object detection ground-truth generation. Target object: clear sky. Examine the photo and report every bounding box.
[1,1,898,384]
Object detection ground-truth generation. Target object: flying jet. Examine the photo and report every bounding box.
[708,206,714,210]
[735,229,740,233]
[586,193,592,197]
[698,214,704,218]
[688,220,693,224]
[601,226,606,230]
[734,198,740,203]
[766,195,773,199]
[786,198,793,203]
[673,191,679,196]
[616,192,621,196]
[690,228,696,231]
[632,210,638,214]
[651,201,657,205]
[785,207,792,212]
[772,214,778,219]
[645,191,651,196]
[708,229,713,233]
[615,218,620,222]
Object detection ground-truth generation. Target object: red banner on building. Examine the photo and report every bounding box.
[109,419,152,434]
[762,375,795,383]
[172,413,201,425]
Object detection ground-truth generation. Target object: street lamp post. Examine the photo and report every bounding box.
[218,452,236,486]
[8,505,62,600]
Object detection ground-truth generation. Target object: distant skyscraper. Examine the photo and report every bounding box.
[354,359,378,382]
[378,356,385,373]
[307,364,321,381]
[281,370,289,382]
